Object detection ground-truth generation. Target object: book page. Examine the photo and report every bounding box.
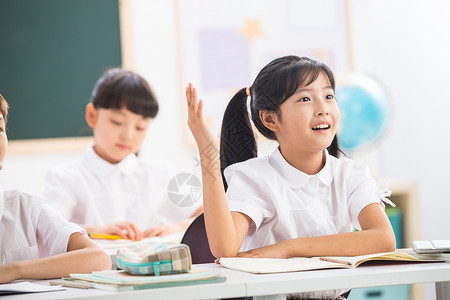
[219,257,347,274]
[320,250,441,268]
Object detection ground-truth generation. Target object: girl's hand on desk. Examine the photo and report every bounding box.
[236,241,290,259]
[89,221,142,241]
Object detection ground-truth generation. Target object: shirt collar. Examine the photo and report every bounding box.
[82,146,139,176]
[268,147,333,189]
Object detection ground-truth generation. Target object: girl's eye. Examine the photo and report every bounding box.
[298,97,311,102]
[136,126,146,131]
[326,94,335,100]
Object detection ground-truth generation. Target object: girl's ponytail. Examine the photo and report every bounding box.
[220,88,257,191]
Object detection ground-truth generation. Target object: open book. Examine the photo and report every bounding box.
[219,250,443,274]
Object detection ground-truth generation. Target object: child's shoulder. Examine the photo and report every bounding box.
[224,155,271,179]
[4,189,42,200]
[45,159,84,179]
[136,158,177,175]
[3,189,44,212]
[131,158,178,185]
[137,157,174,168]
[328,154,373,178]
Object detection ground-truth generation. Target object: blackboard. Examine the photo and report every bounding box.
[0,0,122,140]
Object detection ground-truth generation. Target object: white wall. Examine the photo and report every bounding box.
[350,0,450,239]
[350,1,450,298]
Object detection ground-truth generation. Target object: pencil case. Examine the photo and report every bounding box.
[116,241,192,276]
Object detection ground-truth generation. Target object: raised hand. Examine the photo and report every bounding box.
[185,83,217,149]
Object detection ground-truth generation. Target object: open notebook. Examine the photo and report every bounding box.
[219,250,443,274]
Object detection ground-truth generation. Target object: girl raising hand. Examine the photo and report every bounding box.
[186,55,395,299]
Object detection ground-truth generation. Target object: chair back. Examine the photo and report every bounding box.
[181,213,216,264]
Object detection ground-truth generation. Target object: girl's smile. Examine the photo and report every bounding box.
[311,121,331,132]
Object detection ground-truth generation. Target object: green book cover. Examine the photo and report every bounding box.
[58,276,226,292]
[58,269,226,292]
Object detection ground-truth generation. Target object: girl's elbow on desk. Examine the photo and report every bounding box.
[88,247,113,271]
[210,243,241,259]
[378,230,397,252]
[361,228,396,254]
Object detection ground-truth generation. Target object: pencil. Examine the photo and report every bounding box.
[88,233,124,240]
[320,257,352,265]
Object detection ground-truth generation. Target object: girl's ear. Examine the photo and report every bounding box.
[259,110,280,132]
[85,103,97,128]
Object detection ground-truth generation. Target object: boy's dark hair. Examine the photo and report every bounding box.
[90,68,158,118]
[220,56,341,190]
[0,93,9,123]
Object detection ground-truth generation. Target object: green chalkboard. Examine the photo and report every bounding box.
[0,0,122,140]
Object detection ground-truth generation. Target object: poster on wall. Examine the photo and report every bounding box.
[175,0,351,146]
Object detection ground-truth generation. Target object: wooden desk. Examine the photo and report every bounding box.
[2,262,450,300]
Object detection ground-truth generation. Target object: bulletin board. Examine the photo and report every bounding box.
[174,0,352,143]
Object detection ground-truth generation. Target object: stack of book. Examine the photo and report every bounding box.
[50,269,225,292]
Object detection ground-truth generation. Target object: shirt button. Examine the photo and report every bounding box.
[310,177,318,184]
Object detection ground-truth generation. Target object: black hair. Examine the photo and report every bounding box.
[90,68,158,118]
[220,56,342,190]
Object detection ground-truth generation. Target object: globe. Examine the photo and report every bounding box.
[335,73,389,152]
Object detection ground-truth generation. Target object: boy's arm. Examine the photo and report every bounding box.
[0,232,111,284]
[186,83,251,258]
[236,203,396,259]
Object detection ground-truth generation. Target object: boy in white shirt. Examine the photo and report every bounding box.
[0,93,111,283]
[44,69,202,240]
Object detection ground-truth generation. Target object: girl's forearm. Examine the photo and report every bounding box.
[4,246,111,283]
[284,228,396,258]
[197,140,243,258]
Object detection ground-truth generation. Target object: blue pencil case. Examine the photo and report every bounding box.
[116,241,192,276]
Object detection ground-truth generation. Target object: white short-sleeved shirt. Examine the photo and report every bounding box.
[225,148,385,299]
[225,148,384,252]
[0,187,85,265]
[44,146,201,230]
